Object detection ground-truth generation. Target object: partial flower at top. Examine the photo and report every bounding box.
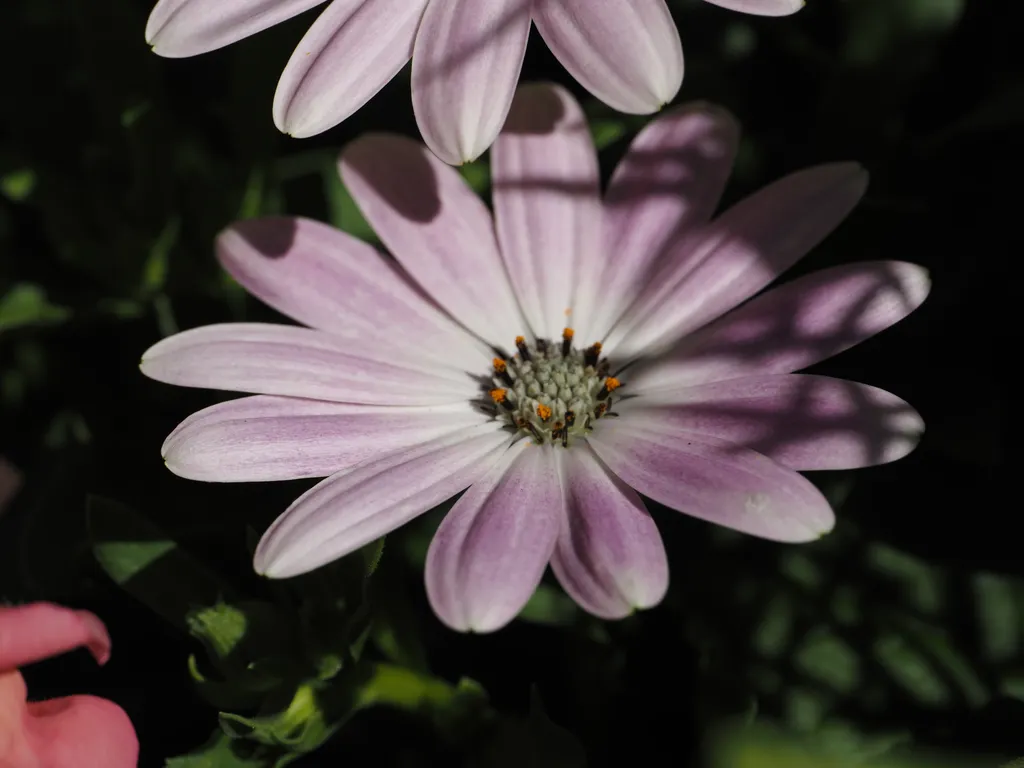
[146,0,802,165]
[141,84,928,633]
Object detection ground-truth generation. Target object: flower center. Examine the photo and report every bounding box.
[487,329,622,447]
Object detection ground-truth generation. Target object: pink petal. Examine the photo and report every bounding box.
[273,0,427,138]
[609,162,868,360]
[146,0,326,58]
[550,446,668,619]
[701,0,804,16]
[619,374,924,471]
[533,0,683,114]
[339,135,526,348]
[140,323,477,405]
[217,216,486,373]
[426,441,561,632]
[412,0,531,164]
[255,423,510,578]
[588,421,834,542]
[491,84,602,340]
[593,102,740,341]
[0,603,110,670]
[162,396,490,482]
[630,261,931,388]
[24,695,138,768]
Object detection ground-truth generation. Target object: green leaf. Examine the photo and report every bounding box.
[165,730,267,768]
[88,496,239,629]
[459,161,491,194]
[0,283,70,332]
[972,572,1021,663]
[518,584,580,627]
[0,168,36,201]
[323,164,377,243]
[141,217,180,296]
[589,119,627,150]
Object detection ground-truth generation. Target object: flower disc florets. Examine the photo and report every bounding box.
[488,329,622,447]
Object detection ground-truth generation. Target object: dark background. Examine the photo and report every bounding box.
[1,0,1018,765]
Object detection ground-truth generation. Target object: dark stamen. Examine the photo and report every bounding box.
[492,357,513,386]
[515,336,531,362]
[561,327,574,357]
[584,342,602,368]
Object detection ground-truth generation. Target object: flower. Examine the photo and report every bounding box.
[0,603,139,767]
[146,0,802,164]
[141,83,928,633]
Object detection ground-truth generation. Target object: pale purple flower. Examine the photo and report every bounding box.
[145,0,802,164]
[141,84,927,633]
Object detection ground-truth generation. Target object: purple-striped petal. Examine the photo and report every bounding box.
[533,0,683,115]
[412,0,531,165]
[491,84,602,340]
[608,163,868,360]
[619,374,924,471]
[339,135,526,348]
[701,0,804,16]
[140,323,477,405]
[550,446,668,619]
[216,216,486,373]
[146,0,326,58]
[589,421,834,542]
[593,102,740,341]
[630,261,931,388]
[255,422,510,578]
[274,0,427,138]
[162,396,490,482]
[426,442,562,632]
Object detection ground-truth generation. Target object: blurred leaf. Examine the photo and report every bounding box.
[141,217,180,296]
[165,730,266,768]
[459,161,491,194]
[970,573,1019,663]
[589,119,627,151]
[794,628,861,696]
[0,283,70,331]
[873,631,951,707]
[518,584,581,627]
[322,161,377,243]
[0,168,35,201]
[710,725,983,768]
[88,496,239,629]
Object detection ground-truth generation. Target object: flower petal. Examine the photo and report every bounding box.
[593,102,740,341]
[216,216,486,373]
[24,695,139,768]
[412,0,531,165]
[701,0,804,16]
[630,261,931,388]
[140,323,477,405]
[491,84,602,340]
[162,396,490,482]
[426,441,562,632]
[533,0,683,114]
[0,603,110,670]
[146,0,326,57]
[339,134,526,349]
[588,422,834,542]
[273,0,427,138]
[619,374,924,471]
[550,446,668,619]
[255,422,510,578]
[609,162,868,360]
